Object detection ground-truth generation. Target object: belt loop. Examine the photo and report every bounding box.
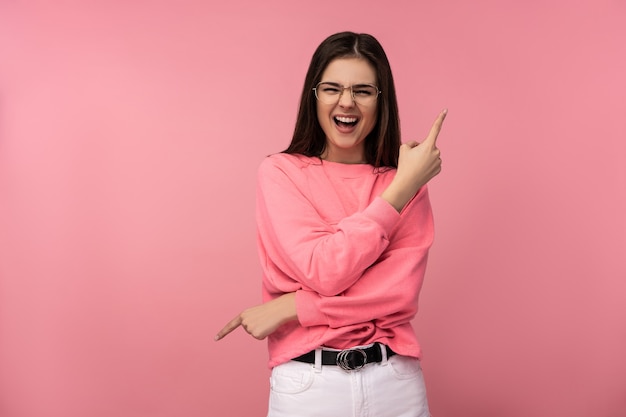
[380,343,389,366]
[313,348,322,372]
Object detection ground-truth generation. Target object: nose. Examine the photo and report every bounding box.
[337,87,355,107]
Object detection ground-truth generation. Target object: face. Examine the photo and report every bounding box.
[316,58,378,164]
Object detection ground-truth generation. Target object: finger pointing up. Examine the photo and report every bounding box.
[425,109,448,146]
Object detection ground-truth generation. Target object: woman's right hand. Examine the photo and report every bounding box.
[382,109,447,212]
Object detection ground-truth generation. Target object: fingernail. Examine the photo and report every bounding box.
[214,335,220,341]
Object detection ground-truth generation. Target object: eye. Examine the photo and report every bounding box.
[353,85,377,96]
[320,83,341,94]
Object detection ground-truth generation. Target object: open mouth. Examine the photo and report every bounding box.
[334,115,359,128]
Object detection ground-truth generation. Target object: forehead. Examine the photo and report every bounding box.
[320,58,377,85]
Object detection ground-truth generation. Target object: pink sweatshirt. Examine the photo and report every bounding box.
[256,153,434,368]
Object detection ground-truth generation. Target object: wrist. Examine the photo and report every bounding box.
[381,179,417,212]
[278,292,298,323]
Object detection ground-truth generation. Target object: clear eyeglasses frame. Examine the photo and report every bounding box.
[312,82,381,105]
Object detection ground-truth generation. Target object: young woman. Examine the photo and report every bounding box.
[216,31,446,417]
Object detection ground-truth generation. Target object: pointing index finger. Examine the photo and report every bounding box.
[425,109,448,146]
[214,314,243,341]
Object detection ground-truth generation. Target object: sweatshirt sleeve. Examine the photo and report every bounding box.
[295,185,434,329]
[256,156,402,297]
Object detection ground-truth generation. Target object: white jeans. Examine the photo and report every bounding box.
[267,345,430,417]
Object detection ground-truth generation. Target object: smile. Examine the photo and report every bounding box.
[334,116,359,127]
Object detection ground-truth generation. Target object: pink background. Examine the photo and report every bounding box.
[1,1,625,416]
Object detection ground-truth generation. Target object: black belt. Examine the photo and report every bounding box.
[292,343,396,371]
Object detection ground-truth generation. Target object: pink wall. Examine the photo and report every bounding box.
[1,1,624,416]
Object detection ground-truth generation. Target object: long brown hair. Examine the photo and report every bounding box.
[284,32,401,168]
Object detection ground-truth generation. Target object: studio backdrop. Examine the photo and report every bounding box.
[1,1,625,416]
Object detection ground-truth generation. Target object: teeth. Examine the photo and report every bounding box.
[335,116,357,123]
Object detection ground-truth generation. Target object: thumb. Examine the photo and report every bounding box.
[403,140,419,149]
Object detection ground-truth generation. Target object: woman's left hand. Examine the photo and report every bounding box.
[214,292,297,341]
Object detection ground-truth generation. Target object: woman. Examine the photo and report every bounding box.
[216,31,446,417]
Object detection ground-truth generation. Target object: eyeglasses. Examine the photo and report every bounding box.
[313,82,381,105]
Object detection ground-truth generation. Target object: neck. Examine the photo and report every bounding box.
[320,149,366,164]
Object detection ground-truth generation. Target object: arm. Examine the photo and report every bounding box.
[257,110,446,297]
[296,257,425,330]
[257,158,401,297]
[296,185,434,330]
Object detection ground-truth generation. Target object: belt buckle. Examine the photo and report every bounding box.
[336,348,367,371]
